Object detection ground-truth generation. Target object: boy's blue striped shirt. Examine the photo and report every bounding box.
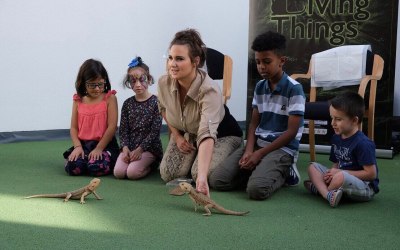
[252,72,305,155]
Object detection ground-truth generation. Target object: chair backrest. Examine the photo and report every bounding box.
[311,45,372,89]
[359,54,384,139]
[293,51,384,137]
[206,48,233,104]
[290,47,384,161]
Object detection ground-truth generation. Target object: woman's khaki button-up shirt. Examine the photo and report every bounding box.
[157,69,225,147]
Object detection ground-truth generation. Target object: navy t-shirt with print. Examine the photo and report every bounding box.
[329,130,379,193]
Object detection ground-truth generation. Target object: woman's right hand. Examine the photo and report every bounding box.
[176,135,196,154]
[68,147,84,161]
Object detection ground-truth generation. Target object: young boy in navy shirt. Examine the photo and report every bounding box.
[304,91,379,207]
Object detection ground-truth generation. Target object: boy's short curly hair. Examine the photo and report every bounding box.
[251,31,286,55]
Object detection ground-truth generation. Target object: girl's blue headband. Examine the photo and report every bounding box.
[128,57,143,68]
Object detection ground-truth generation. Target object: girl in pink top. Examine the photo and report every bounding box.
[63,59,119,176]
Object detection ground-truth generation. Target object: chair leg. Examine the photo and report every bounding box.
[309,120,316,162]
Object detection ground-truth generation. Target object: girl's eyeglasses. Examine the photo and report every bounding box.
[86,82,105,89]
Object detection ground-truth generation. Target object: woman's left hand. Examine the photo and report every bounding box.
[176,135,196,154]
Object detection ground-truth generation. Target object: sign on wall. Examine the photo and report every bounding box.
[247,0,398,150]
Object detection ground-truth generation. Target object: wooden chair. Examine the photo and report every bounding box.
[291,51,384,161]
[205,48,233,104]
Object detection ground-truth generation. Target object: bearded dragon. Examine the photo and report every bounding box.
[176,182,249,216]
[25,178,102,204]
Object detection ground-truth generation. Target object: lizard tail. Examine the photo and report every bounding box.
[25,194,66,199]
[214,204,250,216]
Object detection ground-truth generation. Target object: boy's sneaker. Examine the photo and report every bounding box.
[304,180,318,195]
[285,164,301,186]
[327,188,343,208]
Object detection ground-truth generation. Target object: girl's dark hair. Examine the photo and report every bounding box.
[169,28,207,68]
[251,31,286,56]
[123,56,154,88]
[75,59,111,97]
[330,91,365,123]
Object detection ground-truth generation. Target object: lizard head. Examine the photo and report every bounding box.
[88,178,101,191]
[179,182,192,193]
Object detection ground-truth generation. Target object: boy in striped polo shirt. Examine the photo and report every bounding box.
[209,31,305,200]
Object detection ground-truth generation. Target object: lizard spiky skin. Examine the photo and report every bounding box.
[25,178,102,204]
[179,182,249,216]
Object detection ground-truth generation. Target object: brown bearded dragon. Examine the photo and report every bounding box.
[25,178,102,204]
[175,182,249,216]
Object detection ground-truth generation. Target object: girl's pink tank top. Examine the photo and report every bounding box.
[73,90,116,141]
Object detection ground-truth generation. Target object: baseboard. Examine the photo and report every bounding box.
[0,129,71,144]
[299,144,394,159]
[0,121,247,144]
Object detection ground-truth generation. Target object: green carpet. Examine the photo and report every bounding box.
[0,138,399,249]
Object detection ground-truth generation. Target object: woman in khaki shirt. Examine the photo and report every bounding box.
[158,29,243,196]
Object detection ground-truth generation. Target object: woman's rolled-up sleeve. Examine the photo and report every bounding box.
[196,85,225,147]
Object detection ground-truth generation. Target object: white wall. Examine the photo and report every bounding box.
[0,0,249,132]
